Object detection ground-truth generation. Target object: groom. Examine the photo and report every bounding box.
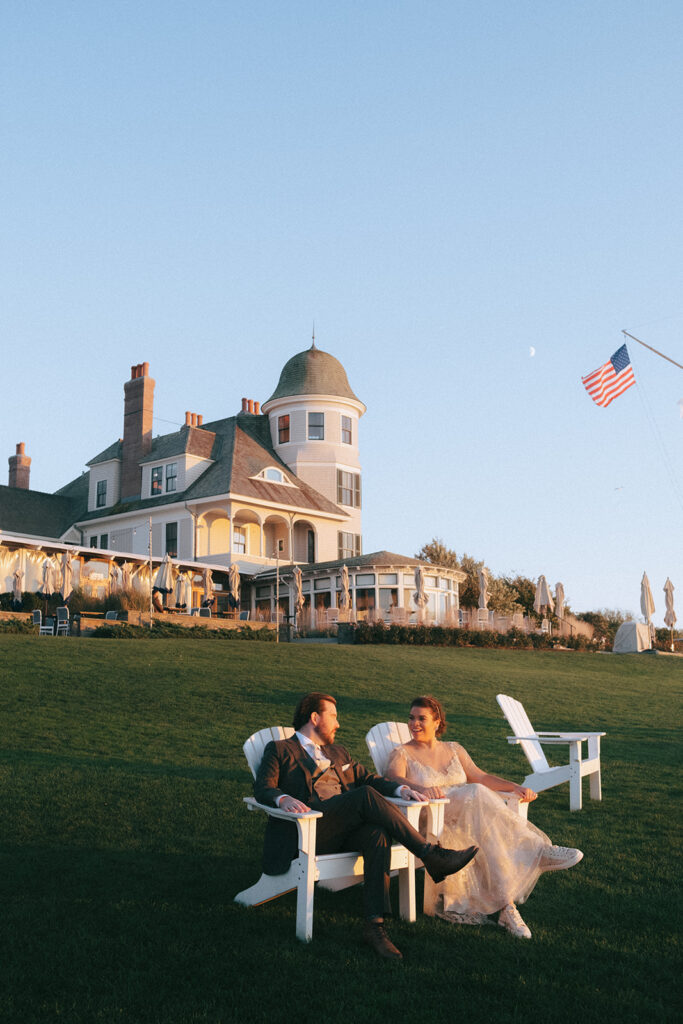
[254,691,478,960]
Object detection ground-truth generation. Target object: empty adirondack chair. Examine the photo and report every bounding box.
[366,721,527,822]
[496,694,605,811]
[234,726,428,942]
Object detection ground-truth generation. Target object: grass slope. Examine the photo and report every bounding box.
[0,638,680,1024]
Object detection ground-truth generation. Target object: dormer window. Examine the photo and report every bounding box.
[265,468,284,482]
[151,466,163,495]
[96,480,107,508]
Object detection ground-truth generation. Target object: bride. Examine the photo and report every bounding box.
[385,695,584,939]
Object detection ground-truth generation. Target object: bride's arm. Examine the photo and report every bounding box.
[455,743,538,803]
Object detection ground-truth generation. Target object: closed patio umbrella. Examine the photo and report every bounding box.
[121,562,133,591]
[41,558,56,596]
[229,563,241,606]
[663,578,676,628]
[202,568,214,606]
[292,565,304,621]
[59,551,74,601]
[640,572,655,642]
[533,575,554,615]
[663,578,676,650]
[555,582,565,620]
[12,569,23,607]
[477,568,489,610]
[339,564,350,612]
[109,563,123,594]
[414,565,428,620]
[174,572,189,609]
[153,553,175,594]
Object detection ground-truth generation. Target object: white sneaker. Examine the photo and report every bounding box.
[539,845,584,871]
[498,903,531,939]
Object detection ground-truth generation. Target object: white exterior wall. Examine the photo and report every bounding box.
[139,453,212,500]
[88,460,121,511]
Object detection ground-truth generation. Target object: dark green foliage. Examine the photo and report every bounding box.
[90,621,275,641]
[350,622,595,650]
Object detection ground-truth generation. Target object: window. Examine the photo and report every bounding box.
[96,479,107,508]
[337,470,361,508]
[307,530,315,564]
[165,522,177,558]
[356,573,375,586]
[378,573,397,585]
[233,525,246,554]
[90,536,98,548]
[341,415,352,445]
[100,534,109,549]
[278,414,290,443]
[308,412,324,440]
[265,468,284,482]
[151,466,163,495]
[165,463,177,493]
[338,532,361,560]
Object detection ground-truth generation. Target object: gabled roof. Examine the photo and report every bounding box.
[139,424,216,464]
[0,473,89,539]
[87,440,123,466]
[76,412,344,522]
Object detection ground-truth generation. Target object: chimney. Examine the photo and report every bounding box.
[197,414,203,426]
[241,398,248,413]
[247,399,254,414]
[121,362,155,502]
[8,442,31,489]
[185,411,192,426]
[254,401,260,415]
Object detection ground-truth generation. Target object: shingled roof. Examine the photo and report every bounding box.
[264,344,363,405]
[76,412,344,523]
[0,472,88,538]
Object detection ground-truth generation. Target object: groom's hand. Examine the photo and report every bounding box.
[279,795,311,813]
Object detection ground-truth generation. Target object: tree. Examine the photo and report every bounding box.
[415,538,459,569]
[576,608,630,645]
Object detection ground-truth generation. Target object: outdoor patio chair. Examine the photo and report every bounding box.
[235,725,429,942]
[496,694,605,812]
[104,610,118,621]
[39,617,55,636]
[32,610,42,628]
[199,607,211,618]
[238,610,250,620]
[366,721,526,823]
[55,607,70,636]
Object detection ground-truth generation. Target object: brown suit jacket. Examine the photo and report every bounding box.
[253,736,406,875]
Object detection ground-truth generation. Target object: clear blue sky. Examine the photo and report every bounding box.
[1,1,681,624]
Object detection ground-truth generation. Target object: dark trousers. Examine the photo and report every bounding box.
[313,787,428,919]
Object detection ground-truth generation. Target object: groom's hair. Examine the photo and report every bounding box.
[293,692,336,730]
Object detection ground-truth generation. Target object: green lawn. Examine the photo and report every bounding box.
[0,638,680,1023]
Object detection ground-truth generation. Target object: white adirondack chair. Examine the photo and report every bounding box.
[496,694,605,812]
[234,726,428,942]
[366,721,527,822]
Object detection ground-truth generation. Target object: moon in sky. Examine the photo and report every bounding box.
[529,346,536,357]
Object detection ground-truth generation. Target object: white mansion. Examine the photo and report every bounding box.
[0,343,465,623]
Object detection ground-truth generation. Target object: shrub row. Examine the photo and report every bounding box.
[350,622,597,650]
[89,621,275,641]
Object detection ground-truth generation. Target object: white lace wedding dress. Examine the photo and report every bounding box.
[387,742,552,924]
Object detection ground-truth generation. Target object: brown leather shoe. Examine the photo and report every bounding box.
[363,921,403,960]
[421,843,478,883]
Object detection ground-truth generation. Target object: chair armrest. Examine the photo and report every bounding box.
[242,796,322,821]
[506,733,604,745]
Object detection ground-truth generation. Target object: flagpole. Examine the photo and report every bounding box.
[622,330,683,371]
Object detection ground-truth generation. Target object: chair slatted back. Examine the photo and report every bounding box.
[496,694,548,772]
[32,610,42,626]
[56,607,69,622]
[365,721,411,775]
[243,726,295,779]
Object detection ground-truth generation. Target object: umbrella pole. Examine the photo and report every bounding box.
[274,548,279,644]
[148,517,153,630]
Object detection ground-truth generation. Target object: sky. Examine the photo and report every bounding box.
[1,1,682,625]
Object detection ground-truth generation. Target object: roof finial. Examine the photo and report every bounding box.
[311,321,317,350]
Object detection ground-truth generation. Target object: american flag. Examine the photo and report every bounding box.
[582,344,636,407]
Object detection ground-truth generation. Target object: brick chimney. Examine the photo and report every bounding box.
[121,362,155,501]
[8,442,31,489]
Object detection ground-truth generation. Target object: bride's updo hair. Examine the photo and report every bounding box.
[410,695,447,737]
